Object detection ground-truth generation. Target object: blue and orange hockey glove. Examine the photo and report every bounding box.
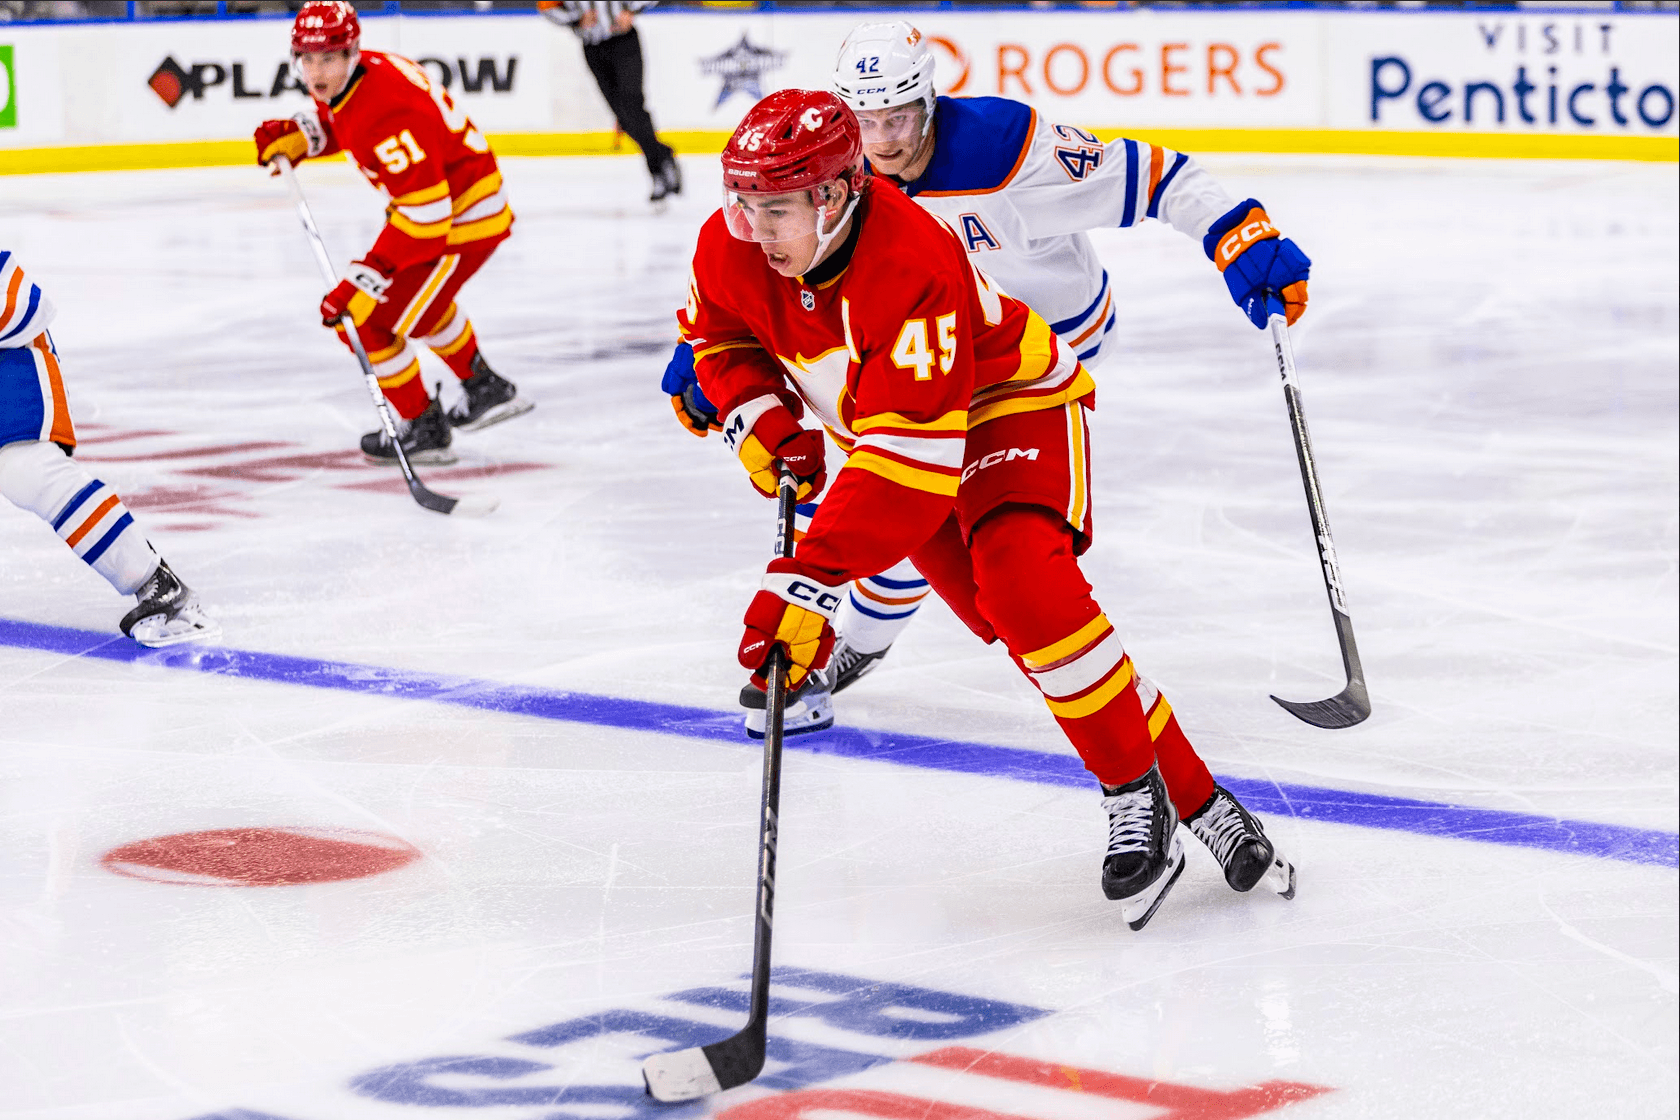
[661,342,721,437]
[738,557,843,691]
[721,396,827,502]
[1204,198,1311,328]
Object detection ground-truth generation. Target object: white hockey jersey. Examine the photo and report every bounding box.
[0,251,57,349]
[887,96,1234,367]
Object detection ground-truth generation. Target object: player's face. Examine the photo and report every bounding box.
[725,186,845,277]
[295,50,355,101]
[856,103,927,175]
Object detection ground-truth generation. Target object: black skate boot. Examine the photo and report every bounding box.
[362,396,456,465]
[446,353,534,431]
[119,559,219,648]
[1184,784,1296,898]
[650,156,682,204]
[739,668,834,739]
[1100,764,1186,931]
[828,639,889,695]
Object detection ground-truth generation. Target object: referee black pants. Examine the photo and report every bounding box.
[583,27,672,175]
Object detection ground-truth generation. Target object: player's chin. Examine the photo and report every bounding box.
[762,249,801,276]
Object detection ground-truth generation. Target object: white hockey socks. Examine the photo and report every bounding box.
[835,556,930,655]
[0,439,159,595]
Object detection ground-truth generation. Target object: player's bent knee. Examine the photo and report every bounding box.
[0,439,88,519]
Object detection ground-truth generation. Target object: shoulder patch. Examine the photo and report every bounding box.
[906,96,1036,198]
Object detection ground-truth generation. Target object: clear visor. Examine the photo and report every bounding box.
[723,185,844,246]
[855,103,926,145]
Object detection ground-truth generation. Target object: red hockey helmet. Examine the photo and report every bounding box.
[292,0,360,55]
[722,89,865,196]
[721,90,867,250]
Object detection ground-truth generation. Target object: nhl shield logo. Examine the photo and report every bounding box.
[800,289,815,311]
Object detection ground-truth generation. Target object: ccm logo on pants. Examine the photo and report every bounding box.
[962,447,1039,483]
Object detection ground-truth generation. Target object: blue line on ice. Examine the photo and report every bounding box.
[5,617,1674,870]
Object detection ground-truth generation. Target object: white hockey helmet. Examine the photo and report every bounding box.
[832,21,937,128]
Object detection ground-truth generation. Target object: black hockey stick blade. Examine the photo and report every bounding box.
[1270,677,1371,729]
[405,475,498,518]
[642,1019,767,1101]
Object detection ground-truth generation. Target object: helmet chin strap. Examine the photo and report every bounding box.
[809,188,863,268]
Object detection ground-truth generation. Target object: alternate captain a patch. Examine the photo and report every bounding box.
[959,213,1001,252]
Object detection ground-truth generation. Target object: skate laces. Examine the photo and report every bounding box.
[1102,788,1154,856]
[1189,793,1253,866]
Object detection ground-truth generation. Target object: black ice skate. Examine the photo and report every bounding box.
[362,396,456,465]
[740,668,834,739]
[119,559,219,648]
[828,639,889,695]
[650,157,682,204]
[1100,764,1186,931]
[446,354,534,431]
[1184,784,1296,898]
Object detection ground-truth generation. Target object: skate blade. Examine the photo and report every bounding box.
[1264,854,1297,900]
[364,448,457,466]
[744,691,834,740]
[454,397,534,433]
[129,612,220,649]
[1119,833,1186,932]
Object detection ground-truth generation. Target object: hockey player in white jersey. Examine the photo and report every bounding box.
[0,253,218,647]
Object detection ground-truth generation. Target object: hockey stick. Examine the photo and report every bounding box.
[642,469,798,1101]
[1266,301,1370,729]
[273,156,496,518]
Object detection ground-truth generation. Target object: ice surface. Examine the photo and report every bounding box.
[1,152,1675,1119]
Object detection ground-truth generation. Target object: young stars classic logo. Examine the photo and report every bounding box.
[700,34,787,109]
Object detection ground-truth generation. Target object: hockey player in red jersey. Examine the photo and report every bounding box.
[684,90,1294,929]
[254,0,531,465]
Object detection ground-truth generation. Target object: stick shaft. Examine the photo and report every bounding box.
[736,471,797,1050]
[1269,314,1367,692]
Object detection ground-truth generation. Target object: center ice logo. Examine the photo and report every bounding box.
[185,968,1334,1118]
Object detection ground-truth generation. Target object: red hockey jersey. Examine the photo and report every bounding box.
[301,50,512,272]
[681,182,1095,582]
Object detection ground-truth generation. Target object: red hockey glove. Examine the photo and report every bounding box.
[738,557,843,692]
[254,114,327,172]
[320,259,393,327]
[723,396,827,501]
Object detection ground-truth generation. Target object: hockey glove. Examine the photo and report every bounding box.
[1204,199,1311,328]
[739,557,843,692]
[722,396,827,502]
[254,114,327,171]
[661,342,720,437]
[320,259,393,328]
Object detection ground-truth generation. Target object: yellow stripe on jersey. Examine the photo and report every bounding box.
[389,209,453,239]
[693,339,764,363]
[451,171,503,216]
[969,366,1097,430]
[852,409,969,435]
[1022,613,1112,670]
[446,207,513,245]
[846,450,961,497]
[1045,658,1137,719]
[1009,314,1057,382]
[392,180,451,206]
